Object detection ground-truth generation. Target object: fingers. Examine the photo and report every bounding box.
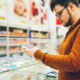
[22,47,40,57]
[23,48,29,53]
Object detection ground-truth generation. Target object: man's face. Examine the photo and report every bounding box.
[54,4,72,27]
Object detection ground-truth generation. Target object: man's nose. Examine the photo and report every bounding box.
[57,17,61,21]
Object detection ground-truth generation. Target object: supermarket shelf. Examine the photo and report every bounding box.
[9,38,27,39]
[30,25,48,31]
[0,37,7,39]
[0,23,48,31]
[9,51,21,54]
[39,28,48,32]
[0,35,7,37]
[0,23,29,29]
[9,36,28,38]
[0,22,50,59]
[31,37,39,39]
[9,44,23,46]
[8,24,29,29]
[31,27,40,31]
[29,38,39,40]
[40,38,50,41]
[0,53,7,55]
[39,41,49,44]
[0,44,7,46]
[40,37,49,39]
[0,23,7,27]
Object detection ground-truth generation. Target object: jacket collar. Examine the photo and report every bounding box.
[65,18,80,38]
[69,18,80,31]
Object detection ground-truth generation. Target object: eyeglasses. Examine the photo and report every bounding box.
[56,7,66,17]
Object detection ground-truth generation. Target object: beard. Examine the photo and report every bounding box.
[64,9,72,27]
[64,17,72,27]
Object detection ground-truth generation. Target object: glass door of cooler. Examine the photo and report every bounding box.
[0,64,58,80]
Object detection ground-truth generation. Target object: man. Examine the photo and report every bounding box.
[23,0,80,80]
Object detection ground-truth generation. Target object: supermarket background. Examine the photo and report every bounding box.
[0,0,80,80]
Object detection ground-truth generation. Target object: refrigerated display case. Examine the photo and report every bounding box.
[0,61,58,80]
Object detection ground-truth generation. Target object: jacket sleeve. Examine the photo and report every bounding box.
[34,31,80,72]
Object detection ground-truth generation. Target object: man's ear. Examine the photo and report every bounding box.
[68,3,76,11]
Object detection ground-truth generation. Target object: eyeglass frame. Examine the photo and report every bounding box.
[55,7,67,17]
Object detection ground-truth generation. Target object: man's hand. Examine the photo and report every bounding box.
[23,47,39,56]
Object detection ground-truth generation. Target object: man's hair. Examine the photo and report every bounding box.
[50,0,79,11]
[79,0,80,3]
